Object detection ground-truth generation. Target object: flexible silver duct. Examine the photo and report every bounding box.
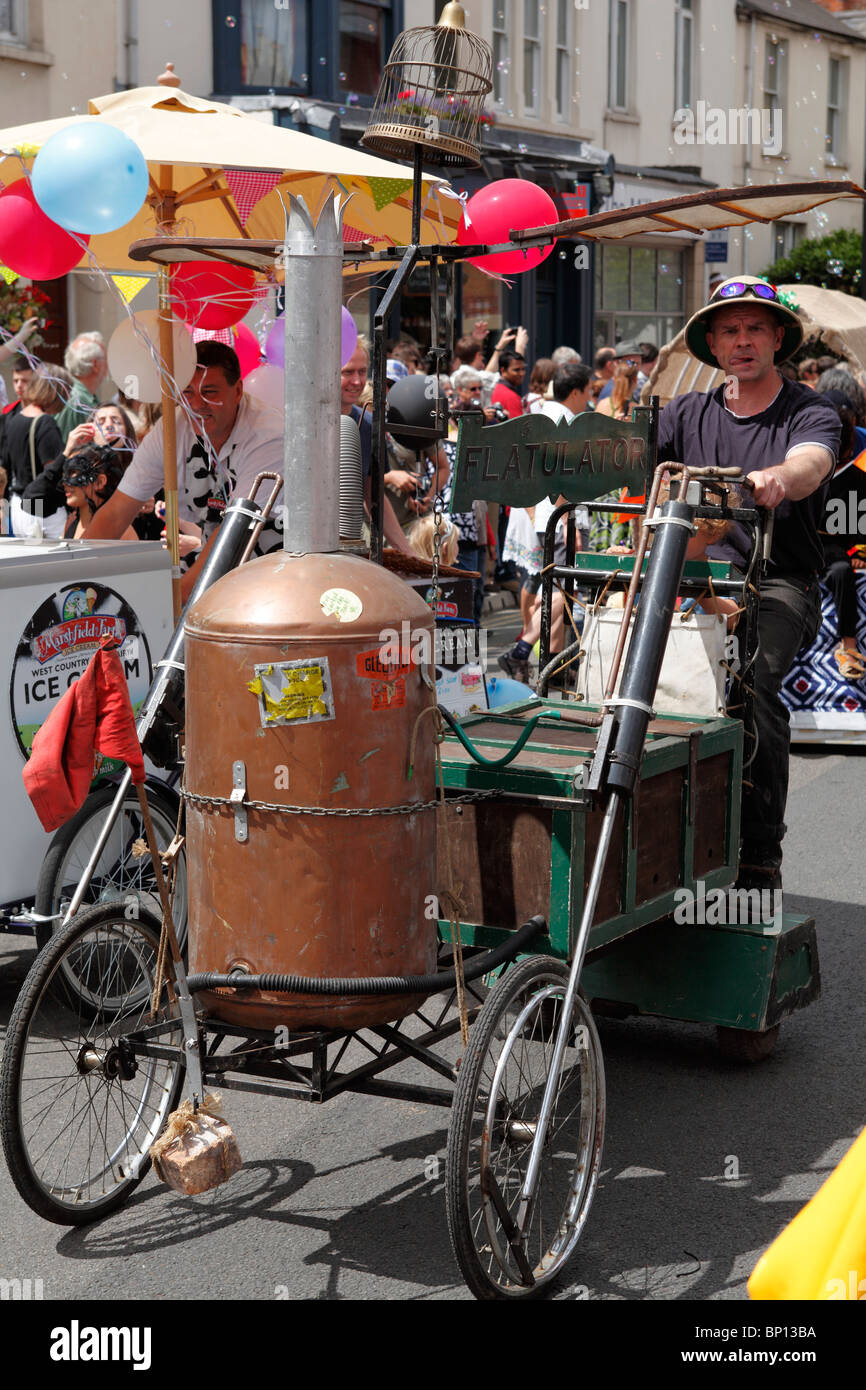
[339,413,366,545]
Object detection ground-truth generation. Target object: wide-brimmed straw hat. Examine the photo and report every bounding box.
[684,275,803,368]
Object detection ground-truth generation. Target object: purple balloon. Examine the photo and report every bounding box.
[265,316,285,369]
[341,306,358,366]
[266,307,357,369]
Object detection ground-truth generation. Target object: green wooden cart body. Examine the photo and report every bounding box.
[436,698,819,1033]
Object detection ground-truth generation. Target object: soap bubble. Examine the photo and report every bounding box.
[319,56,327,66]
[225,14,236,27]
[339,72,347,81]
[827,258,844,276]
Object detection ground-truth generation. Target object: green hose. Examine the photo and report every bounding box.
[438,704,572,769]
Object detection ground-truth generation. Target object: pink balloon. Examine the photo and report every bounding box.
[457,179,558,274]
[244,363,283,415]
[231,323,262,378]
[0,179,89,280]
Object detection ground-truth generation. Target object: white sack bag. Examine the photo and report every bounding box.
[577,606,728,717]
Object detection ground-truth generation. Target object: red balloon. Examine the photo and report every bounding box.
[457,179,558,274]
[231,322,262,378]
[0,179,89,280]
[170,260,257,330]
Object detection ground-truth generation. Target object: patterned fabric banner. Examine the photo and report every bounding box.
[367,177,413,211]
[191,327,234,345]
[0,263,19,286]
[225,169,283,226]
[343,225,368,244]
[782,575,866,737]
[111,274,150,305]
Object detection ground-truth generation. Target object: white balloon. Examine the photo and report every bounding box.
[244,363,284,417]
[107,310,196,404]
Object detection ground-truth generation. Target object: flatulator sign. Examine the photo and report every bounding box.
[449,405,656,513]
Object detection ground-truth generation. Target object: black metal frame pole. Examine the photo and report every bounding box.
[370,244,419,563]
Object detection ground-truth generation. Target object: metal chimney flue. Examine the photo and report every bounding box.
[281,192,344,554]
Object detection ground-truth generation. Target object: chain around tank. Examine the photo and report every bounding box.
[180,785,499,816]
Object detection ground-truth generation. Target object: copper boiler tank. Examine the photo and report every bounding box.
[184,550,438,1029]
[182,191,439,1030]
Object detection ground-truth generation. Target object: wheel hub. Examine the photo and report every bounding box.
[75,1040,138,1082]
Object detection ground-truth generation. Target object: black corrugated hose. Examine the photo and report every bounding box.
[186,915,546,997]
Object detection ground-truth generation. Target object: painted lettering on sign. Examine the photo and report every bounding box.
[451,408,654,512]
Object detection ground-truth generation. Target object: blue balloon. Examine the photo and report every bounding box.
[32,123,149,235]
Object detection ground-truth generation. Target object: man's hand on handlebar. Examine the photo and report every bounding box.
[744,469,786,508]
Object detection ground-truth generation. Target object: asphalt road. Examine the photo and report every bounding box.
[0,680,863,1303]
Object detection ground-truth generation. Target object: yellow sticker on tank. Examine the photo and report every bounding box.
[319,588,363,623]
[249,658,335,728]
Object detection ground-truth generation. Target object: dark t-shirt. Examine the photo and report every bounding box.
[3,411,63,494]
[352,404,372,482]
[657,379,839,577]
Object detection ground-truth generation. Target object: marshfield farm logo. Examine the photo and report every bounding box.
[31,588,127,665]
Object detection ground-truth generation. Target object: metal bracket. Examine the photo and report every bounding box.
[604,696,655,718]
[230,761,248,843]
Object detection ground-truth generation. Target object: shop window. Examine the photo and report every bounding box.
[339,2,388,97]
[212,0,399,99]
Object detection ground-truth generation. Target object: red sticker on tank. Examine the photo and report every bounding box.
[370,678,406,710]
[356,648,413,680]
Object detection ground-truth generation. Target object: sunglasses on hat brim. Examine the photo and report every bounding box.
[709,280,779,305]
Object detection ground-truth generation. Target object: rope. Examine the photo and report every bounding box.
[151,795,185,1017]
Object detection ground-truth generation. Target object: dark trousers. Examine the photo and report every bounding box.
[822,545,858,639]
[454,541,483,625]
[737,574,821,860]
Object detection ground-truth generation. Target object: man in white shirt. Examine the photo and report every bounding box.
[85,342,283,601]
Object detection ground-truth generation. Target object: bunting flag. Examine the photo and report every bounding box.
[0,263,18,285]
[225,169,283,226]
[191,326,234,346]
[343,225,368,244]
[367,177,413,212]
[111,274,150,305]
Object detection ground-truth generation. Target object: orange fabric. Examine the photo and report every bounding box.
[616,489,644,524]
[23,639,145,833]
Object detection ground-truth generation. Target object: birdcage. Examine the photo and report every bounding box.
[361,1,493,168]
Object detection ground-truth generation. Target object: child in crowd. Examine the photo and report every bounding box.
[407,512,459,567]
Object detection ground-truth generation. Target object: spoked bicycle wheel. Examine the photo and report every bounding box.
[446,956,605,1299]
[0,902,185,1225]
[34,782,188,954]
